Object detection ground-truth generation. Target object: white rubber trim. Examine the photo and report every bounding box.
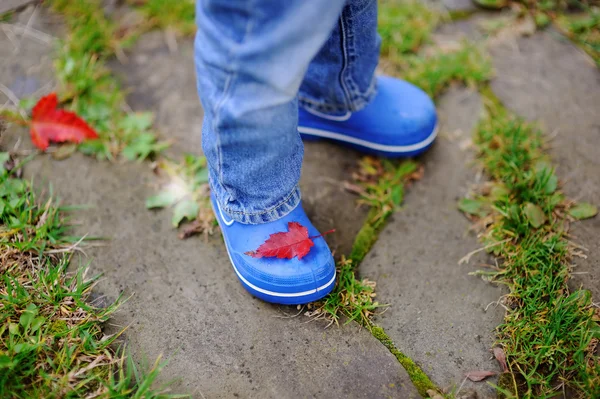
[234,259,336,297]
[213,202,337,298]
[303,107,352,121]
[298,122,439,153]
[217,200,235,226]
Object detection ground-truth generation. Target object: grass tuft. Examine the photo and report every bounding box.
[459,88,600,397]
[127,0,196,36]
[0,153,183,398]
[379,1,492,97]
[379,0,441,57]
[401,43,493,98]
[307,257,382,327]
[556,7,600,65]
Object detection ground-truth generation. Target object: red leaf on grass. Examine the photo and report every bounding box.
[30,93,98,150]
[245,222,334,260]
[465,370,497,382]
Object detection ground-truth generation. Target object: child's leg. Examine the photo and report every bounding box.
[195,0,346,224]
[300,0,381,116]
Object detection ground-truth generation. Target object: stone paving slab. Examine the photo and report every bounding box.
[0,6,57,103]
[4,3,600,398]
[9,151,417,399]
[361,88,506,398]
[489,30,600,300]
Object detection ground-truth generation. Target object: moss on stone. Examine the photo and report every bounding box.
[479,84,508,116]
[370,325,440,397]
[350,221,377,265]
[350,209,390,266]
[447,9,477,21]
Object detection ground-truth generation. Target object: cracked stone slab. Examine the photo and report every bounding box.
[489,30,600,300]
[108,30,368,256]
[6,150,418,399]
[361,88,505,398]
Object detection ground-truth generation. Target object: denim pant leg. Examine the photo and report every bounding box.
[195,0,346,224]
[300,0,381,115]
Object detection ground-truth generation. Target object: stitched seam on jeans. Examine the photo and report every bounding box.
[210,1,255,204]
[211,74,232,197]
[298,75,377,113]
[342,1,380,111]
[298,96,352,112]
[338,9,354,111]
[297,95,348,107]
[339,6,371,112]
[223,185,300,216]
[299,80,376,114]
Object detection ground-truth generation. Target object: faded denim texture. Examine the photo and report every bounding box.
[195,0,379,223]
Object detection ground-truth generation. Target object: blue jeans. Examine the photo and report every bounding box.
[195,0,381,224]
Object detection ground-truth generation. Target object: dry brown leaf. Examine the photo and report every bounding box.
[465,370,497,382]
[408,165,425,182]
[493,346,508,372]
[343,181,367,196]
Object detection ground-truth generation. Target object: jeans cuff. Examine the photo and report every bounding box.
[213,184,302,225]
[298,75,378,114]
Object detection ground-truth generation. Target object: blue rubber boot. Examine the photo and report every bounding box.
[299,76,438,157]
[211,195,336,305]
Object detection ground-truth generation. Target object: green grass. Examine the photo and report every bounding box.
[379,0,441,57]
[0,11,14,22]
[556,7,600,65]
[127,0,196,36]
[401,43,493,98]
[307,257,381,327]
[379,1,493,97]
[16,0,168,161]
[378,1,600,395]
[459,88,600,397]
[0,153,184,398]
